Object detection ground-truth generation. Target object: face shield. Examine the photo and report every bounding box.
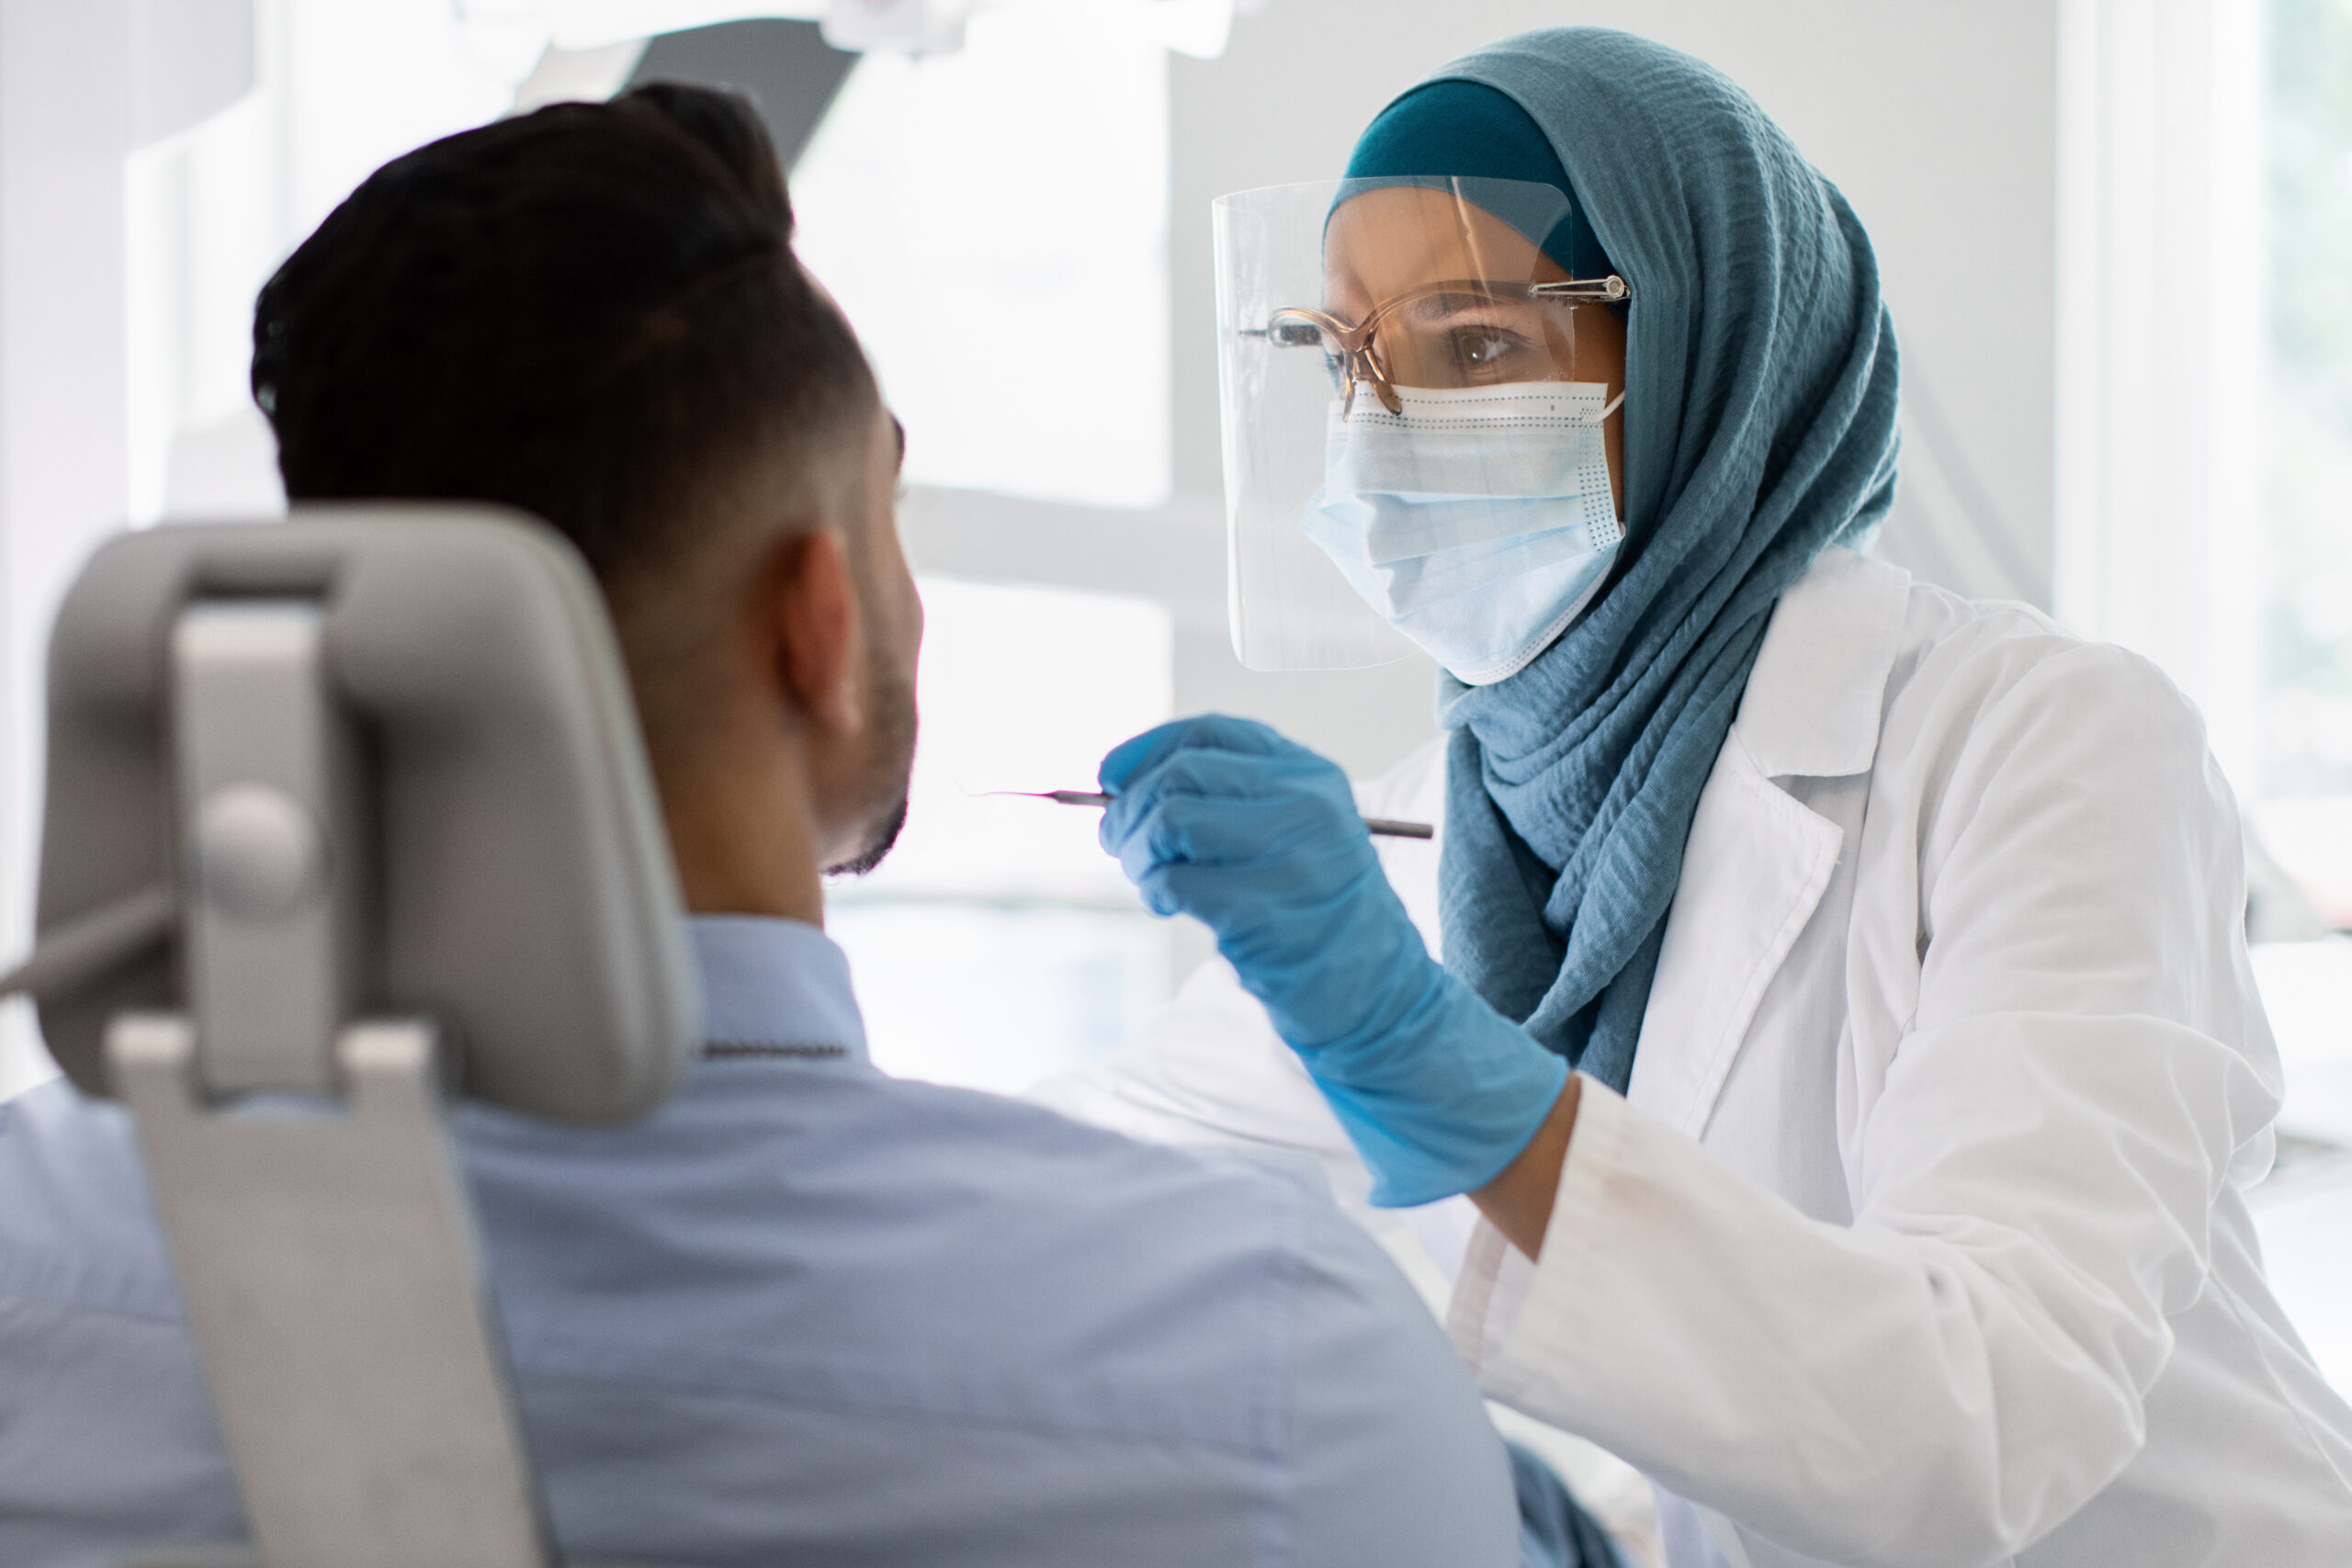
[1212,176,1632,679]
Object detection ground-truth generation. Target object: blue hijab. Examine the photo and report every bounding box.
[1350,30,1901,1092]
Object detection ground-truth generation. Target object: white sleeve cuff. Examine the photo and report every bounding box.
[1446,1071,1629,1399]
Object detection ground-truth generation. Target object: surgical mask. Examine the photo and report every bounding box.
[1299,381,1625,685]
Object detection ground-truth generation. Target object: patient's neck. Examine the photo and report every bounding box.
[654,728,827,929]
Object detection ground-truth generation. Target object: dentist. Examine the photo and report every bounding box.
[1047,28,2352,1568]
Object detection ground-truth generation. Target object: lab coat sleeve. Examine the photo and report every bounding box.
[1448,644,2284,1567]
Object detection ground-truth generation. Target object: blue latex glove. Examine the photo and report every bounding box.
[1099,715,1568,1207]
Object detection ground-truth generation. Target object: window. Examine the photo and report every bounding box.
[777,9,1183,1088]
[825,578,1173,1093]
[2248,0,2352,908]
[786,4,1170,508]
[2240,0,2352,1393]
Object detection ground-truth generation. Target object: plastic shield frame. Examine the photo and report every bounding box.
[1212,175,1626,672]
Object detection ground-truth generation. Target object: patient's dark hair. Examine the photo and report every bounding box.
[252,83,876,588]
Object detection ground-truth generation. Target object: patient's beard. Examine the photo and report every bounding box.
[822,654,916,878]
[824,795,907,877]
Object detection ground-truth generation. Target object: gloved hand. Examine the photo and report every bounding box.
[1099,715,1567,1207]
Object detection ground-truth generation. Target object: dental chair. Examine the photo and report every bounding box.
[5,507,701,1568]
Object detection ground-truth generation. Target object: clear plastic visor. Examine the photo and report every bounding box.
[1212,176,1629,671]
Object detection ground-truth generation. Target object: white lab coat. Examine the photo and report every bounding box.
[1033,548,2352,1567]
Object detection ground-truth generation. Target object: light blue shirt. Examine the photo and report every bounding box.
[0,915,1521,1568]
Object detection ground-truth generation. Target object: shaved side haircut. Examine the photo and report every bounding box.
[250,85,884,744]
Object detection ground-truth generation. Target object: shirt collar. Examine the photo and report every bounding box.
[688,915,869,1065]
[1731,547,1912,780]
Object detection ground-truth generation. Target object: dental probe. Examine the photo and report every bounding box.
[1004,790,1435,840]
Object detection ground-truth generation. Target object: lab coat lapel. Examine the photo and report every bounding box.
[1627,733,1842,1139]
[1624,549,1909,1139]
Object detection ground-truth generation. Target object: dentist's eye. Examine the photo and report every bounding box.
[1451,328,1524,370]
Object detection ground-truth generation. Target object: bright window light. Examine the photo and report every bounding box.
[828,577,1174,1091]
[786,6,1170,509]
[2249,0,2352,906]
[827,904,1168,1096]
[2243,0,2352,1397]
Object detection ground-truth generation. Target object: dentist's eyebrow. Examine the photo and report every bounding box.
[1402,288,1529,323]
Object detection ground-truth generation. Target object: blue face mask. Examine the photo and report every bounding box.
[1299,381,1625,684]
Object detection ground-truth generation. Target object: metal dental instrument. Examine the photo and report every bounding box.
[1001,789,1435,840]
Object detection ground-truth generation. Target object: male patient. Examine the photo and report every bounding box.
[0,85,1600,1568]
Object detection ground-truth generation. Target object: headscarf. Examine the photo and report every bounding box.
[1359,28,1902,1092]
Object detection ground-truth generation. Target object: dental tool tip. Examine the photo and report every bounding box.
[1008,789,1432,839]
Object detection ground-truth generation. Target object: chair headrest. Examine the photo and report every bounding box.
[33,505,701,1123]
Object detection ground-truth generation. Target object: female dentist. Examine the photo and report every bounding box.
[1045,27,2352,1568]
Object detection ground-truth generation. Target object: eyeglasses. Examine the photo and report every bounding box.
[1253,275,1632,415]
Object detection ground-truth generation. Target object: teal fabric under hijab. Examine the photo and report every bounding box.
[1397,29,1903,1091]
[1343,78,1619,290]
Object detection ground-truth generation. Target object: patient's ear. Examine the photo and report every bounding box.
[762,526,864,736]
